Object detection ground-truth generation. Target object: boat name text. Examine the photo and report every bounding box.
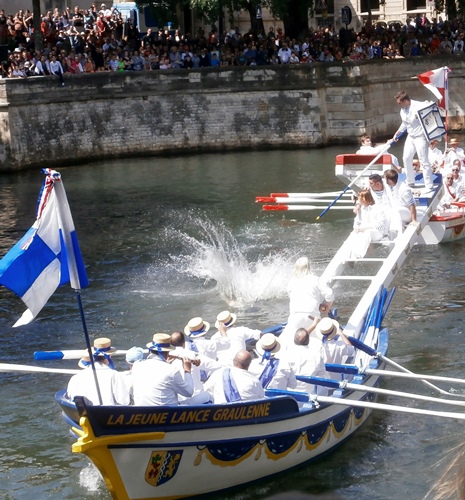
[106,402,271,426]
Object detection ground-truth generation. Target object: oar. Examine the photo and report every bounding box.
[34,348,148,361]
[270,197,355,204]
[381,287,396,323]
[270,191,352,198]
[316,137,402,220]
[325,364,465,388]
[359,286,382,345]
[262,323,287,335]
[348,336,453,396]
[297,375,465,407]
[263,205,353,211]
[265,389,465,421]
[0,362,79,375]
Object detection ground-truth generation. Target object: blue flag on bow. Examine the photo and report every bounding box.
[0,169,88,327]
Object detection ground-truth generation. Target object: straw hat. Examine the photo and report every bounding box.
[450,138,459,145]
[146,333,174,351]
[184,317,210,337]
[215,310,237,329]
[255,333,281,357]
[78,337,117,368]
[314,318,341,341]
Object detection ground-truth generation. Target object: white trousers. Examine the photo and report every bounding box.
[403,135,433,189]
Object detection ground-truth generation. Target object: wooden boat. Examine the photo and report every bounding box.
[335,154,465,245]
[3,169,465,500]
[258,152,465,244]
[52,156,457,499]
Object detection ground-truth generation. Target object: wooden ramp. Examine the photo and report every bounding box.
[322,181,443,341]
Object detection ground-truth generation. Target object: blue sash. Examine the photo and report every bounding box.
[222,368,241,402]
[259,358,279,389]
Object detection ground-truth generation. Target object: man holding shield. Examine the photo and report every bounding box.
[393,91,434,191]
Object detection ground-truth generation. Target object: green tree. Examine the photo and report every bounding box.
[137,0,313,39]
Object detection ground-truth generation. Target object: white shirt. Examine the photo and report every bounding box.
[204,367,265,404]
[370,187,392,209]
[212,326,261,366]
[397,99,431,139]
[49,60,64,75]
[67,362,129,405]
[391,181,415,210]
[132,355,193,406]
[353,203,387,237]
[320,337,355,380]
[439,180,458,208]
[428,145,444,168]
[286,340,326,393]
[249,355,297,390]
[288,273,334,317]
[185,335,230,361]
[443,147,465,171]
[356,144,400,169]
[171,346,220,403]
[453,174,465,199]
[278,47,292,63]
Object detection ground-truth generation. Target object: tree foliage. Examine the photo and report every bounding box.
[136,0,313,38]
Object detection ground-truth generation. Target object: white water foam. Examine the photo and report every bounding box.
[79,462,105,493]
[166,213,296,307]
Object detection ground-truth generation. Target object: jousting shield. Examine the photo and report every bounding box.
[418,102,446,141]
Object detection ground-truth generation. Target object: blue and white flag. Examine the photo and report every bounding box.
[0,169,88,327]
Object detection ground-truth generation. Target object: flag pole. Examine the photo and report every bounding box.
[444,68,449,147]
[75,289,103,406]
[52,172,103,405]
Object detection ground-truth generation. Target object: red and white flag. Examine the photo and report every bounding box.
[418,66,451,110]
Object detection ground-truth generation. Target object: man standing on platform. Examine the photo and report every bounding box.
[392,91,434,191]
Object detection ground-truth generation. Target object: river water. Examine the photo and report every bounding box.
[0,146,464,500]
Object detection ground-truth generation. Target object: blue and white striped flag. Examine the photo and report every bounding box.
[0,169,88,327]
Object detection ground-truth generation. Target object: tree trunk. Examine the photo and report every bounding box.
[246,4,265,37]
[32,0,43,52]
[282,0,309,39]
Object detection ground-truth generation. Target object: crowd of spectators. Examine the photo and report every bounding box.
[1,4,465,82]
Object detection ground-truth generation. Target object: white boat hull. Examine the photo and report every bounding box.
[57,358,385,500]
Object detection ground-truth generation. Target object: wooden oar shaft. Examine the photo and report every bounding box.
[273,197,354,204]
[378,356,453,395]
[263,205,353,211]
[366,368,465,386]
[270,192,352,198]
[316,139,400,220]
[299,374,465,406]
[0,362,79,375]
[267,389,465,420]
[316,395,465,421]
[343,381,465,407]
[34,348,148,361]
[349,336,452,396]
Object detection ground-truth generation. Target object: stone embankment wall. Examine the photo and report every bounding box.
[0,55,464,171]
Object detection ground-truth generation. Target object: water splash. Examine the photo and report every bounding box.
[166,212,295,306]
[79,462,105,493]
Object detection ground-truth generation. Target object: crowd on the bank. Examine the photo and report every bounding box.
[2,4,465,80]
